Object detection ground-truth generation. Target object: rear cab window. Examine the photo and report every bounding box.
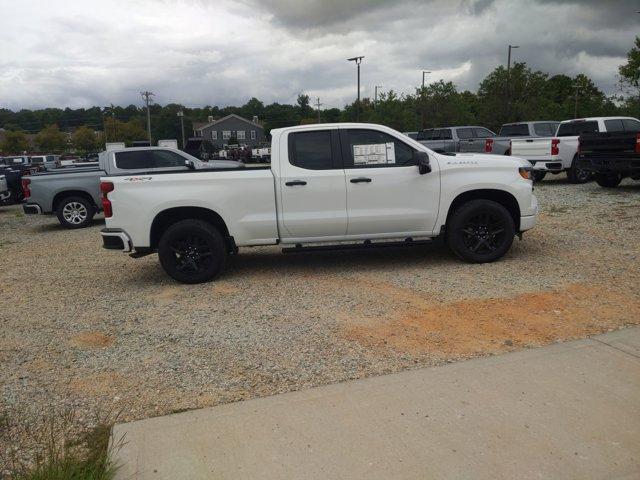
[288,130,341,170]
[340,129,416,168]
[532,123,558,136]
[604,119,624,132]
[556,121,599,137]
[500,124,529,136]
[114,150,188,170]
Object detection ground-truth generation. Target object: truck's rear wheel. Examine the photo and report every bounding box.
[447,199,515,263]
[158,219,227,284]
[566,156,591,184]
[56,196,94,229]
[595,173,622,188]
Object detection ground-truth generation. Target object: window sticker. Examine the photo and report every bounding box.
[353,142,396,165]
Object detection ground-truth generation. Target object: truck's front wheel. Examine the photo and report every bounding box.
[447,200,515,263]
[158,219,227,284]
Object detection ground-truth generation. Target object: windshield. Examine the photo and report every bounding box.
[499,124,529,136]
[557,121,599,137]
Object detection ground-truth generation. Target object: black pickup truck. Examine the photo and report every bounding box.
[578,121,640,188]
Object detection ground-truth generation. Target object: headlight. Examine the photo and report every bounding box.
[518,167,532,180]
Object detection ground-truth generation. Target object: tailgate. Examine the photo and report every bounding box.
[579,132,636,155]
[511,138,552,157]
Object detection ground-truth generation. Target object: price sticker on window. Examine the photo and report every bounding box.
[353,142,396,165]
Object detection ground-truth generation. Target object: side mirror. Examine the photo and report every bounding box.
[415,151,431,174]
[185,159,196,170]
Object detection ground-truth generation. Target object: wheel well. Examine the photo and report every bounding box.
[52,190,96,212]
[446,189,521,231]
[150,207,232,250]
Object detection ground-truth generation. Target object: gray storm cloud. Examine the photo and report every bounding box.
[0,0,637,110]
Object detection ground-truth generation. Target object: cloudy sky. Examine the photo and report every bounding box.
[0,0,638,110]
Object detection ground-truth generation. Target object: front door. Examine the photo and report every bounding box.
[279,129,348,239]
[340,128,440,236]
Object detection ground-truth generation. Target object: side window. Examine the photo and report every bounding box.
[151,150,187,168]
[251,130,256,140]
[473,128,494,138]
[212,131,218,140]
[341,129,416,168]
[534,123,556,136]
[288,130,335,170]
[456,128,474,139]
[604,119,624,132]
[237,130,246,140]
[441,129,452,140]
[623,119,640,132]
[115,151,156,169]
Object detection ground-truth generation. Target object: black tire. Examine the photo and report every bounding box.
[447,199,515,263]
[595,173,622,188]
[2,188,19,205]
[158,219,227,284]
[56,195,95,229]
[532,171,547,182]
[566,156,591,184]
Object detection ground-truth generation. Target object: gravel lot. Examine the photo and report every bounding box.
[1,174,639,462]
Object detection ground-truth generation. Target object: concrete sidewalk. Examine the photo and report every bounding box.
[112,328,640,480]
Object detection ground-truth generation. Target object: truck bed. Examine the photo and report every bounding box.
[578,132,640,175]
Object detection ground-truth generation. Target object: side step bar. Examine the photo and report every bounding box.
[282,238,440,254]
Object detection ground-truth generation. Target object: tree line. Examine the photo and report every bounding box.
[2,36,638,154]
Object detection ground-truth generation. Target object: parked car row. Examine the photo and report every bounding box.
[410,116,640,187]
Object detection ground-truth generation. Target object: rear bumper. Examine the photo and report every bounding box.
[23,203,42,215]
[101,228,132,252]
[577,155,640,174]
[529,160,563,172]
[520,214,537,232]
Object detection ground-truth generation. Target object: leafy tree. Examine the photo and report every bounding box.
[71,126,98,154]
[1,130,29,153]
[619,36,640,116]
[35,124,67,153]
[103,117,147,146]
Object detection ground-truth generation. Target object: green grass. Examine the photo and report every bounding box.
[1,408,122,480]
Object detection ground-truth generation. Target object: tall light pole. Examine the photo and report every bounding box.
[574,82,580,118]
[422,70,431,90]
[140,91,154,144]
[507,45,519,119]
[177,109,185,149]
[347,56,364,122]
[374,85,383,108]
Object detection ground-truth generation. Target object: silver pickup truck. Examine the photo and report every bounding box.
[416,126,496,153]
[23,147,242,228]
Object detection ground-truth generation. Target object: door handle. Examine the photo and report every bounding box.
[350,177,372,183]
[285,180,307,186]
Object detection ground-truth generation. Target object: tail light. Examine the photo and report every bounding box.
[551,138,560,156]
[484,138,494,153]
[21,178,31,198]
[636,133,640,154]
[100,181,114,218]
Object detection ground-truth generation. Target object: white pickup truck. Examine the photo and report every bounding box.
[100,123,538,283]
[510,117,640,183]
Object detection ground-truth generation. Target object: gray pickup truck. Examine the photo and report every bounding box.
[484,121,560,157]
[416,126,496,153]
[23,147,242,228]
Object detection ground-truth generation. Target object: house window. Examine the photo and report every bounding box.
[212,131,218,140]
[222,130,231,139]
[251,130,256,140]
[237,130,246,140]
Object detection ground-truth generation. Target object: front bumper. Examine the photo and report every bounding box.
[23,203,42,215]
[101,228,132,252]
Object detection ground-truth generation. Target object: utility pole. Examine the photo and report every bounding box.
[374,85,383,109]
[347,56,364,122]
[574,83,580,117]
[177,109,185,149]
[140,91,154,144]
[315,97,322,123]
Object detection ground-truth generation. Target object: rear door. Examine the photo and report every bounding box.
[278,129,348,238]
[340,128,440,236]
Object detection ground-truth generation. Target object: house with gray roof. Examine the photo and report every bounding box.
[193,114,265,149]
